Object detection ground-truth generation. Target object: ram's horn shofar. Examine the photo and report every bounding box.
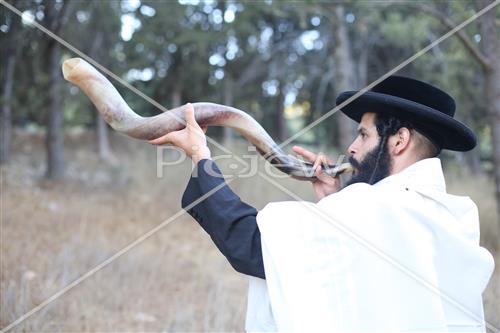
[62,57,352,180]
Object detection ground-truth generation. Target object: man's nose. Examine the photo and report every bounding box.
[347,141,356,156]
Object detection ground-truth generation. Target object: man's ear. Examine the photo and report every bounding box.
[389,127,411,155]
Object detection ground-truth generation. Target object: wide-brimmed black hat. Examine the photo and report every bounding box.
[336,76,476,151]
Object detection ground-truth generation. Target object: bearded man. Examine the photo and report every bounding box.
[150,76,494,332]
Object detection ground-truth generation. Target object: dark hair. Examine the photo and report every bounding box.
[374,113,440,158]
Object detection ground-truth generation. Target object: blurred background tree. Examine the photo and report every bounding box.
[0,0,498,218]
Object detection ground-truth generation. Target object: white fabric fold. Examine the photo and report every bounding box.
[245,158,494,332]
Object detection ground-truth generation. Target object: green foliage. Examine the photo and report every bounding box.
[2,0,497,164]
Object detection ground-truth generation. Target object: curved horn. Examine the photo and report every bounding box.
[62,58,352,180]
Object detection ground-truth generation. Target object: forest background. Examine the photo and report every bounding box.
[1,0,499,331]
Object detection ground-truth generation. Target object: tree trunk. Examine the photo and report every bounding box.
[0,48,16,165]
[1,3,23,165]
[171,86,182,108]
[479,0,500,222]
[42,0,71,180]
[357,17,369,88]
[45,44,65,179]
[485,63,500,222]
[96,114,117,164]
[332,5,357,153]
[223,76,234,144]
[90,30,116,164]
[463,150,483,176]
[274,81,286,142]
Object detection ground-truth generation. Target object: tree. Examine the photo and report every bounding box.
[86,1,120,164]
[330,4,357,152]
[41,0,72,179]
[0,0,25,164]
[409,0,500,226]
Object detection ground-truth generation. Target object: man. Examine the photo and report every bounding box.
[149,76,494,331]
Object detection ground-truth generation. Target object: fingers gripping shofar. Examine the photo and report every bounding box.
[62,58,352,180]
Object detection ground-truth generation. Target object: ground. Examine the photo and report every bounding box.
[1,130,498,331]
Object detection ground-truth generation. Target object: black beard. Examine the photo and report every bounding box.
[344,139,392,187]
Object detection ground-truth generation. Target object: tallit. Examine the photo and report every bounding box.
[245,158,494,332]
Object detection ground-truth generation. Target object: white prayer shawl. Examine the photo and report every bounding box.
[245,158,494,332]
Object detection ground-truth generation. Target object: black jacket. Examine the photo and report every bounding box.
[181,159,266,279]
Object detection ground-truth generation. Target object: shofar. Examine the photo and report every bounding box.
[62,57,352,180]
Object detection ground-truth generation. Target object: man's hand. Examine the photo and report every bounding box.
[149,103,210,164]
[292,145,342,200]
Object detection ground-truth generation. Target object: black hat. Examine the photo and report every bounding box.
[336,76,477,151]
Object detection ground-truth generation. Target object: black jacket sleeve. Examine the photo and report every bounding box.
[181,159,265,279]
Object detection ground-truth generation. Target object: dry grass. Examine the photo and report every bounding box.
[1,130,498,332]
